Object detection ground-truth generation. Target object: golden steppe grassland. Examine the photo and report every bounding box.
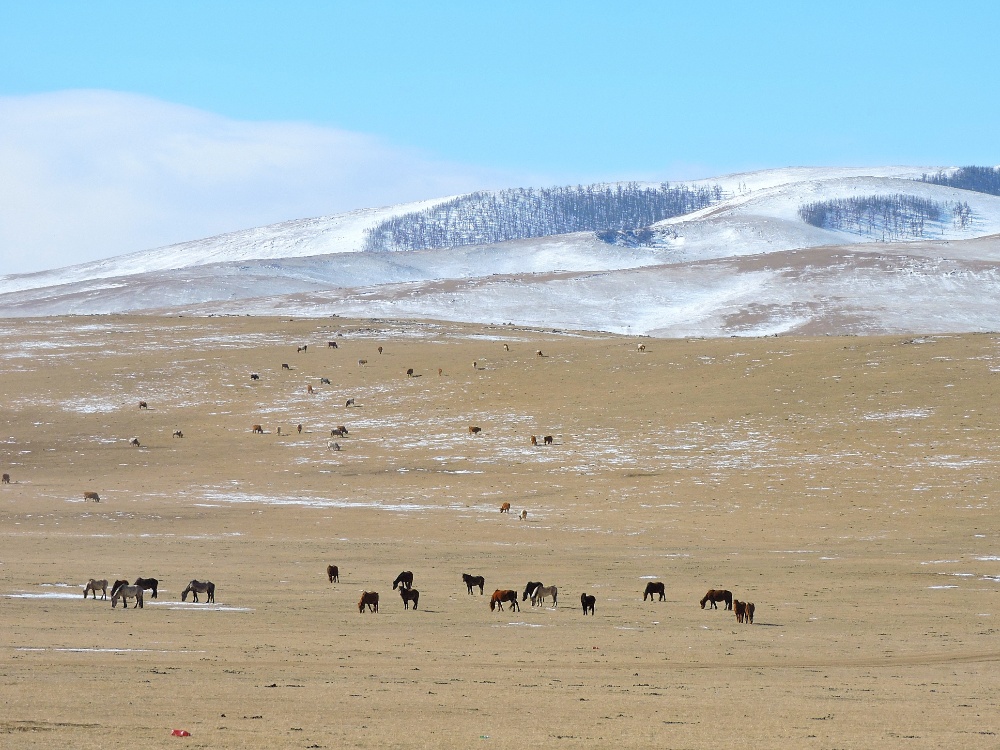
[1,315,999,750]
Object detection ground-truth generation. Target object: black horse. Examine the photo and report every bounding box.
[393,571,414,590]
[522,581,542,602]
[134,577,159,599]
[399,588,420,610]
[643,581,665,602]
[581,593,596,615]
[463,573,485,595]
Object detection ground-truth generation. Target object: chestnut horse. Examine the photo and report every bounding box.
[746,602,755,624]
[734,600,747,623]
[463,573,485,595]
[490,590,519,612]
[643,581,666,601]
[700,589,733,610]
[358,591,379,613]
[327,565,339,583]
[500,502,511,513]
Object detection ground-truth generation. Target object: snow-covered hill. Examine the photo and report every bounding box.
[3,165,1000,337]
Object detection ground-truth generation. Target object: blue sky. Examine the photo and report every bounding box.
[1,1,999,273]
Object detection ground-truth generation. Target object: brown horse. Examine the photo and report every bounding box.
[138,400,148,409]
[83,491,100,502]
[490,590,519,612]
[643,581,666,601]
[1,473,9,484]
[543,435,553,445]
[499,502,510,513]
[530,435,537,446]
[327,565,339,583]
[358,591,379,613]
[734,600,746,623]
[580,593,596,615]
[700,589,733,610]
[399,588,419,610]
[746,602,755,624]
[469,426,482,436]
[251,424,264,434]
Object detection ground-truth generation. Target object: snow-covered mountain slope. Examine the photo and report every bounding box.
[2,165,999,337]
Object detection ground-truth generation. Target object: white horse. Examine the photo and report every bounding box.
[532,585,558,607]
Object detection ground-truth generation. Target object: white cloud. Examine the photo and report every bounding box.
[0,90,515,274]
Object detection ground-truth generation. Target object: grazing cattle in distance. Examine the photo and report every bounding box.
[83,491,100,502]
[358,591,379,613]
[406,368,414,377]
[281,363,291,370]
[643,581,666,601]
[1,473,9,484]
[519,510,527,520]
[637,343,646,352]
[700,589,733,610]
[84,578,108,600]
[134,577,159,599]
[378,346,383,354]
[522,581,542,602]
[543,435,553,445]
[469,426,482,436]
[499,502,511,513]
[345,398,355,407]
[328,341,338,348]
[172,430,183,438]
[463,573,485,595]
[128,437,140,447]
[250,372,260,380]
[490,589,519,612]
[530,435,537,446]
[181,580,215,603]
[327,565,339,583]
[252,424,264,434]
[399,588,419,610]
[328,441,341,451]
[320,377,331,385]
[138,400,148,409]
[580,593,596,615]
[307,384,314,394]
[746,602,755,624]
[393,571,414,590]
[297,345,307,353]
[358,359,368,367]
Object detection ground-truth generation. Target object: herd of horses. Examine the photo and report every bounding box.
[81,577,215,609]
[338,568,756,621]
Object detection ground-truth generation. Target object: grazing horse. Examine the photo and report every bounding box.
[393,571,414,590]
[463,573,485,595]
[580,593,596,615]
[307,384,314,394]
[133,577,158,599]
[532,585,558,607]
[181,580,216,603]
[138,400,148,409]
[84,579,108,600]
[297,345,307,353]
[250,372,260,380]
[543,435,553,445]
[83,491,100,502]
[111,584,143,609]
[327,565,339,583]
[536,350,544,357]
[500,502,510,513]
[281,363,291,370]
[345,398,355,407]
[252,424,264,434]
[522,581,543,602]
[490,589,519,612]
[328,341,338,348]
[330,427,347,438]
[399,587,419,610]
[406,368,414,377]
[358,591,379,613]
[519,510,527,520]
[128,437,140,447]
[637,343,646,352]
[320,377,331,385]
[172,430,184,438]
[328,441,341,451]
[1,473,9,484]
[358,359,367,367]
[469,426,482,436]
[700,589,733,610]
[530,435,537,446]
[643,581,666,601]
[746,602,755,624]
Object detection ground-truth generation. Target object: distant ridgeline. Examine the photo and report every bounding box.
[798,194,972,241]
[920,165,1000,196]
[362,183,723,252]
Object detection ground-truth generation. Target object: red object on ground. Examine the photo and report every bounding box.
[171,729,191,737]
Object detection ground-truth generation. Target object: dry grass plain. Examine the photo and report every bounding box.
[1,315,999,749]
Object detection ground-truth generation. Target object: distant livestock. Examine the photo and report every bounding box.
[345,398,356,407]
[83,491,100,502]
[503,343,509,351]
[358,359,368,367]
[111,584,144,609]
[522,582,542,602]
[320,377,331,385]
[378,346,383,354]
[490,589,519,612]
[134,577,159,599]
[297,424,302,434]
[463,573,485,595]
[438,368,443,376]
[734,600,747,623]
[327,341,338,348]
[580,593,596,615]
[700,589,733,610]
[393,571,414,590]
[469,426,482,436]
[1,473,9,484]
[181,580,215,603]
[530,435,537,446]
[406,368,414,377]
[172,430,183,438]
[84,578,108,600]
[327,565,339,583]
[307,384,314,394]
[399,587,419,610]
[543,435,553,445]
[500,502,511,513]
[637,343,646,352]
[532,585,557,607]
[138,400,148,409]
[252,424,264,434]
[536,350,543,357]
[358,591,379,613]
[328,441,341,451]
[250,372,260,380]
[128,437,140,447]
[746,602,755,624]
[519,510,527,520]
[281,363,291,370]
[643,582,666,601]
[297,345,308,353]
